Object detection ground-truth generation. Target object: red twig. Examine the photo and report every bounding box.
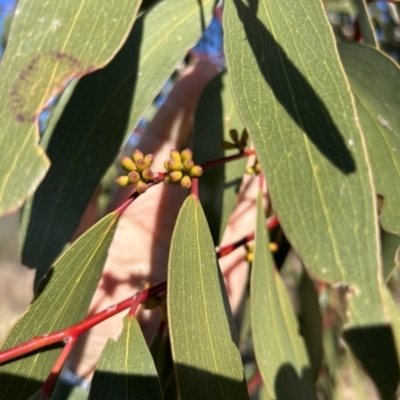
[201,149,255,171]
[40,337,77,400]
[247,370,262,395]
[0,281,167,365]
[216,215,279,258]
[191,177,199,199]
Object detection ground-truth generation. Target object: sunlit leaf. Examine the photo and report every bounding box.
[89,316,162,400]
[0,212,119,399]
[0,0,142,216]
[168,195,249,400]
[224,0,385,328]
[20,0,216,287]
[339,42,400,235]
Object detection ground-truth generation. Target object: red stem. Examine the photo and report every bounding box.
[0,281,167,365]
[216,215,279,258]
[201,149,255,171]
[40,337,77,400]
[191,177,199,199]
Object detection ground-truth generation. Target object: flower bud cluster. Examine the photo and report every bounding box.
[116,150,155,194]
[164,148,203,189]
[221,129,249,151]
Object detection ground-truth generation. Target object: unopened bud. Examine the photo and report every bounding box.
[116,176,130,186]
[128,171,140,183]
[133,149,144,162]
[180,175,192,189]
[121,157,136,172]
[269,242,279,252]
[182,159,194,171]
[136,180,147,194]
[254,162,261,173]
[167,159,183,171]
[170,149,181,162]
[144,154,154,167]
[246,167,254,175]
[142,168,154,181]
[180,148,193,161]
[169,171,183,182]
[135,158,147,172]
[189,165,203,177]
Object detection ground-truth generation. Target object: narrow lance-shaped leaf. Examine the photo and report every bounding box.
[194,71,247,244]
[0,211,119,400]
[168,195,249,400]
[0,0,142,216]
[355,0,379,48]
[20,0,216,287]
[89,316,163,400]
[224,0,385,328]
[251,192,316,399]
[338,42,400,235]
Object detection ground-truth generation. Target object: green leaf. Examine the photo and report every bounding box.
[355,0,379,48]
[224,0,385,327]
[20,0,216,286]
[0,0,142,216]
[381,230,400,281]
[194,71,247,244]
[338,42,400,234]
[89,316,162,400]
[168,195,249,400]
[0,211,119,399]
[251,193,316,399]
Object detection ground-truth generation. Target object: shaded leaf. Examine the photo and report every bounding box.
[381,230,400,281]
[89,316,162,400]
[355,0,379,48]
[251,192,316,399]
[20,0,216,287]
[0,212,119,399]
[168,195,249,400]
[0,0,142,216]
[339,42,400,234]
[194,71,247,244]
[224,0,385,327]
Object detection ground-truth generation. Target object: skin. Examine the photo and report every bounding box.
[67,60,260,380]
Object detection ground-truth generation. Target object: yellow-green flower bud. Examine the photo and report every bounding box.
[246,167,254,175]
[254,162,261,173]
[121,157,136,172]
[128,171,140,183]
[229,129,239,142]
[133,149,144,162]
[116,176,130,186]
[221,141,237,150]
[170,149,181,162]
[164,161,170,170]
[182,159,194,171]
[169,171,183,182]
[167,159,183,171]
[189,165,203,177]
[144,154,154,167]
[180,175,192,189]
[135,158,147,172]
[142,168,154,181]
[180,148,193,161]
[136,180,147,194]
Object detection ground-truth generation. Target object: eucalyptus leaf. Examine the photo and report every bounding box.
[168,195,249,400]
[0,0,141,216]
[89,316,162,400]
[224,0,385,328]
[0,212,119,399]
[251,192,316,399]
